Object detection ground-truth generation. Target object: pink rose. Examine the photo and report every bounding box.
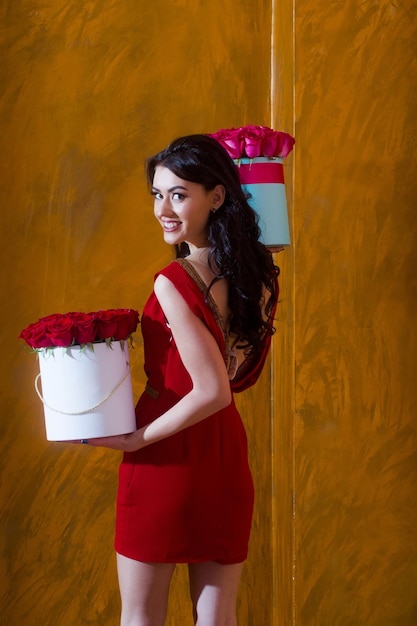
[274,131,296,158]
[241,125,267,158]
[209,127,244,159]
[210,125,295,159]
[262,127,281,157]
[69,312,97,344]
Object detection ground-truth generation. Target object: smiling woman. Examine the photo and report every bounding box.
[82,134,279,626]
[151,167,225,249]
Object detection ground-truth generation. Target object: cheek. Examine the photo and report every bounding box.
[196,201,212,221]
[196,214,211,234]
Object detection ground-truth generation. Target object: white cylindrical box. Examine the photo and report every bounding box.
[36,341,136,441]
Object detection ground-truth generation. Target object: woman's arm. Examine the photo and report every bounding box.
[86,274,232,451]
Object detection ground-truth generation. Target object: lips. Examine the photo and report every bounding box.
[162,220,181,232]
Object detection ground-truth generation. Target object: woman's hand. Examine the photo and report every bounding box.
[69,429,143,452]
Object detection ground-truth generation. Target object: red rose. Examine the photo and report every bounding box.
[20,308,140,350]
[123,308,140,337]
[97,308,140,340]
[44,314,74,347]
[69,312,97,344]
[95,310,120,340]
[19,319,52,349]
[113,311,132,340]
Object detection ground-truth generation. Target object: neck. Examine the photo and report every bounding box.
[187,246,210,261]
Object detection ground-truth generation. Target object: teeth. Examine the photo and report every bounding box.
[163,221,179,231]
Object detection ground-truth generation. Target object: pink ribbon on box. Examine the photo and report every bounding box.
[236,161,285,185]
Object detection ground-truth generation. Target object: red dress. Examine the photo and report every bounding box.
[115,259,275,564]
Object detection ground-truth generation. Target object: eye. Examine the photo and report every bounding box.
[151,191,163,200]
[172,192,185,202]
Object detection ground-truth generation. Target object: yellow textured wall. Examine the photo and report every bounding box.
[0,1,276,624]
[292,0,417,624]
[2,0,417,624]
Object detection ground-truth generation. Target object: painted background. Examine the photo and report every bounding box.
[293,1,417,624]
[1,0,416,624]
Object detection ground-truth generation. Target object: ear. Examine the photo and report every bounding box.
[211,184,226,210]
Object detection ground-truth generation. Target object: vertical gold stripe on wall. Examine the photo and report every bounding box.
[271,0,296,625]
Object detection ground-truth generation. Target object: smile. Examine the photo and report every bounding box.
[162,221,181,232]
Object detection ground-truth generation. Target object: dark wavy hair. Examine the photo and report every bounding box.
[146,134,279,357]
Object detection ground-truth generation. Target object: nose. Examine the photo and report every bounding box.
[154,196,176,219]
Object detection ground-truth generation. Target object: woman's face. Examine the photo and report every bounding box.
[152,165,223,250]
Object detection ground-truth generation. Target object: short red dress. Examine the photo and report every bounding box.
[115,259,275,564]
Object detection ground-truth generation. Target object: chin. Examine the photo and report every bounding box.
[164,234,182,246]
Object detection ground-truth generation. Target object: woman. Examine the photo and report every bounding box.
[88,134,279,626]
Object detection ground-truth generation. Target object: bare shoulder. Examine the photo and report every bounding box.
[154,274,184,309]
[154,272,174,294]
[154,274,199,329]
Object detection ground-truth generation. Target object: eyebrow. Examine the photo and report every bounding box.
[151,185,188,193]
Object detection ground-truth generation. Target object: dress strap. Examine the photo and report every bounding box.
[225,346,239,380]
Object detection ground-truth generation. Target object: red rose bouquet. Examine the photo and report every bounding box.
[19,308,140,350]
[20,308,140,441]
[208,124,295,160]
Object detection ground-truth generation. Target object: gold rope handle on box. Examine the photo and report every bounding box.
[34,362,131,416]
